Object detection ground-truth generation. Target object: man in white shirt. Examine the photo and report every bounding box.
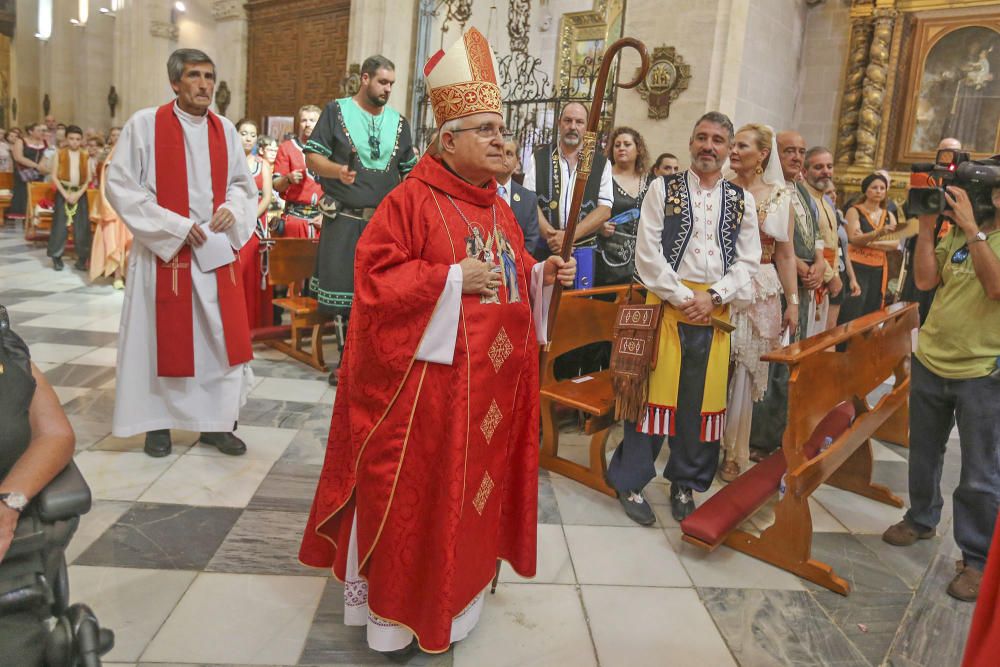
[522,102,612,259]
[606,111,761,524]
[106,49,258,458]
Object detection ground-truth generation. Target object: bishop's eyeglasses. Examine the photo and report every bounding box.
[450,124,514,140]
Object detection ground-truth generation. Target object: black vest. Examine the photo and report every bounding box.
[532,142,607,230]
[659,171,745,273]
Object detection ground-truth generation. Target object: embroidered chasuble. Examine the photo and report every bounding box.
[105,101,257,437]
[300,154,542,652]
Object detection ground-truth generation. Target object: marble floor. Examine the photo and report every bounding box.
[0,225,976,667]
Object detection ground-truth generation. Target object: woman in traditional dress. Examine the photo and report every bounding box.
[236,119,274,329]
[837,172,897,325]
[11,123,48,220]
[596,126,651,286]
[88,144,133,289]
[719,124,800,482]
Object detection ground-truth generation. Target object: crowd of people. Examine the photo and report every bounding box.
[1,29,997,663]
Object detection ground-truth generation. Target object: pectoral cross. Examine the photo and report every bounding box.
[166,256,189,296]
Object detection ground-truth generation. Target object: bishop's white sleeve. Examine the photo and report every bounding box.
[597,158,613,208]
[709,190,762,304]
[530,262,554,344]
[220,122,258,251]
[635,177,694,306]
[105,115,192,263]
[415,264,464,364]
[522,153,537,193]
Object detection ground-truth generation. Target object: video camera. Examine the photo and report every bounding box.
[908,150,1000,224]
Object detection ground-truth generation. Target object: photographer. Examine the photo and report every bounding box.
[882,181,1000,603]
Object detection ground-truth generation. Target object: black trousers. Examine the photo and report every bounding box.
[47,191,90,261]
[606,323,719,493]
[905,358,1000,569]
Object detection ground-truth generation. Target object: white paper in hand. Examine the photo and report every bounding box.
[192,223,234,273]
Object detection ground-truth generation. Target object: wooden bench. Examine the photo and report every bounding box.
[263,237,328,372]
[25,181,54,242]
[539,284,635,498]
[680,303,918,595]
[0,171,12,224]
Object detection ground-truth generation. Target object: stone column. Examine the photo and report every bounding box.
[852,8,895,168]
[346,0,417,117]
[113,0,177,120]
[834,16,871,166]
[212,0,247,120]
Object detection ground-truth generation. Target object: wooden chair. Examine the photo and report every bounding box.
[539,284,634,497]
[0,171,13,224]
[25,181,55,242]
[264,237,328,371]
[680,303,918,595]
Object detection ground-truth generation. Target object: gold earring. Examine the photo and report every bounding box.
[754,164,764,175]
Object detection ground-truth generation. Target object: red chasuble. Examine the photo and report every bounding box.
[300,155,540,652]
[963,511,1000,666]
[154,102,253,377]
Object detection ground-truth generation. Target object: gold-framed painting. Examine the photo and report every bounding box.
[557,0,625,98]
[898,11,1000,163]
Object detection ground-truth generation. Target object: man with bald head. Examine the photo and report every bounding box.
[749,130,828,458]
[523,102,612,260]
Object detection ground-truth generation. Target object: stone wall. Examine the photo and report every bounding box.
[12,0,247,132]
[793,0,851,152]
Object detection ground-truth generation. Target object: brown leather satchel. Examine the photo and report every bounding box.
[610,292,663,423]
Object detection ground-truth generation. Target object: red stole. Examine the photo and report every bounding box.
[154,102,252,377]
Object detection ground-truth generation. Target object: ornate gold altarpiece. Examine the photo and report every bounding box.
[833,0,1000,198]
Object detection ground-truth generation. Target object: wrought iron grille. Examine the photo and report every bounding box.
[414,0,620,163]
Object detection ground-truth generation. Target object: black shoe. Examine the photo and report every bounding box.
[74,259,87,271]
[144,429,172,457]
[380,638,418,662]
[617,490,656,526]
[52,257,64,271]
[669,483,696,522]
[328,359,340,386]
[199,431,247,456]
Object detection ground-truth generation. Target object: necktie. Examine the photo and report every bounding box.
[498,185,507,200]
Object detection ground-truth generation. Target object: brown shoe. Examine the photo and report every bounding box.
[947,561,982,602]
[882,520,934,546]
[719,460,740,483]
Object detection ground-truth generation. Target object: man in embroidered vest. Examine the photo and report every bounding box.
[523,101,613,260]
[748,130,830,458]
[273,105,324,238]
[106,49,257,458]
[303,55,417,386]
[48,125,91,272]
[803,146,846,330]
[300,28,575,656]
[606,111,761,525]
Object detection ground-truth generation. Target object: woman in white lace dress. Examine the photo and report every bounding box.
[719,124,800,482]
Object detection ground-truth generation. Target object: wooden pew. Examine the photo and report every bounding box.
[0,171,13,224]
[263,237,328,371]
[680,303,918,595]
[25,181,54,242]
[539,284,634,498]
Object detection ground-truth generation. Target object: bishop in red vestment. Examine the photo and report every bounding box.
[300,28,575,655]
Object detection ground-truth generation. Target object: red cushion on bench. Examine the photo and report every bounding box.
[680,402,856,547]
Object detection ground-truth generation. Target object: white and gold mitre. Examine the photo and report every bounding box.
[423,27,503,126]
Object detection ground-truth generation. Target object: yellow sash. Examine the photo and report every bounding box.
[641,282,731,441]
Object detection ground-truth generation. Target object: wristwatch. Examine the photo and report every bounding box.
[707,289,723,306]
[970,231,988,244]
[0,492,28,513]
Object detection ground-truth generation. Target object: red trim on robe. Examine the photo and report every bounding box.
[153,102,252,377]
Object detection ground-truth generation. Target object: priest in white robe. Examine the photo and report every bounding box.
[106,48,258,458]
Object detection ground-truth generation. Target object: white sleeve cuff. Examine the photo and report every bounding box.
[531,262,554,344]
[415,264,464,365]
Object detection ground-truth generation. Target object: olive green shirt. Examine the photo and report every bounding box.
[916,227,1000,379]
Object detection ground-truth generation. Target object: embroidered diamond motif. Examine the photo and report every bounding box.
[488,327,513,372]
[481,399,502,443]
[473,471,494,515]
